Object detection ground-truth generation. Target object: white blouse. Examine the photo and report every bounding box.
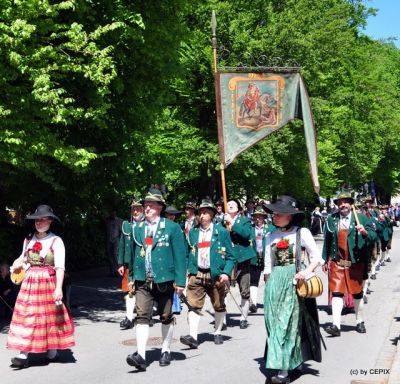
[21,232,66,270]
[263,226,324,274]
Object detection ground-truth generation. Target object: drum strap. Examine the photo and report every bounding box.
[295,228,301,272]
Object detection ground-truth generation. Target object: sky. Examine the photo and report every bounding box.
[362,0,399,47]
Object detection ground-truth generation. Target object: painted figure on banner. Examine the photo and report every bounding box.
[237,81,277,130]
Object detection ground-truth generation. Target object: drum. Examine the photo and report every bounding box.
[297,273,323,298]
[10,267,25,285]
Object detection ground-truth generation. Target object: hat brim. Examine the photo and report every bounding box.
[252,210,268,216]
[165,209,183,216]
[263,202,304,216]
[198,206,217,215]
[333,197,355,205]
[144,197,165,205]
[26,213,60,222]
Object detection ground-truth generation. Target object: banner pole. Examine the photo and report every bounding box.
[212,11,228,214]
[220,163,228,213]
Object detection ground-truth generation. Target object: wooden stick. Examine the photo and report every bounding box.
[352,205,360,226]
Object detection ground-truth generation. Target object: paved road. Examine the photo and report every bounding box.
[1,229,399,384]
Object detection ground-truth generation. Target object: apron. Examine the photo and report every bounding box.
[329,229,363,294]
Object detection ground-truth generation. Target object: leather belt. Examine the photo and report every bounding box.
[337,259,352,268]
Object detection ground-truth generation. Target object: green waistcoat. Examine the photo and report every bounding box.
[230,216,256,263]
[322,212,376,263]
[187,223,235,279]
[129,218,187,287]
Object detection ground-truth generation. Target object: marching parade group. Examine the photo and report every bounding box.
[4,188,397,384]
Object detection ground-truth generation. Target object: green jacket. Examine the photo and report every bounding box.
[322,212,376,263]
[187,223,235,279]
[230,216,256,263]
[376,218,390,242]
[117,220,135,268]
[130,218,187,287]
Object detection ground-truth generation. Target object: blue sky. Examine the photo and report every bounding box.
[362,0,399,47]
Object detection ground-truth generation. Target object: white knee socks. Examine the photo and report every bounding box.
[125,295,135,321]
[214,311,226,335]
[188,311,201,340]
[250,286,258,307]
[332,296,343,329]
[240,299,250,321]
[136,323,149,359]
[161,323,174,353]
[354,298,364,324]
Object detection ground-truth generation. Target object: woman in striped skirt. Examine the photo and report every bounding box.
[7,205,75,368]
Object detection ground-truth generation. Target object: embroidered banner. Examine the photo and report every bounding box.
[215,71,319,192]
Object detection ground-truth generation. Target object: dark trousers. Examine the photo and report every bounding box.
[237,260,251,299]
[106,240,119,273]
[135,280,175,325]
[250,265,263,287]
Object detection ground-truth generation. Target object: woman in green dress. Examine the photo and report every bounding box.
[262,196,324,384]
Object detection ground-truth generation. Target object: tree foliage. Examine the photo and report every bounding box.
[1,0,399,267]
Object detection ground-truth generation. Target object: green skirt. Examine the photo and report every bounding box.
[264,264,303,370]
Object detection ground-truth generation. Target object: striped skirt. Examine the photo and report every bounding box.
[7,266,75,353]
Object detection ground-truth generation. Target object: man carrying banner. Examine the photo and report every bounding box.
[224,199,256,329]
[180,199,235,348]
[323,192,376,336]
[126,189,186,371]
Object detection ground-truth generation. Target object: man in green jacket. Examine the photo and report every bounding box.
[180,199,235,348]
[224,198,256,329]
[117,198,144,330]
[323,192,376,337]
[126,189,187,371]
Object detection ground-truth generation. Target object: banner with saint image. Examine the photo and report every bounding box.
[215,71,319,192]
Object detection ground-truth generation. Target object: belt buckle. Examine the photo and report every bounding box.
[339,260,351,268]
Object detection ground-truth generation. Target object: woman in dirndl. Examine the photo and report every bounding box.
[262,196,324,384]
[7,205,75,368]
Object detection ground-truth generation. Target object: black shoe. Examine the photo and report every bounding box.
[271,375,290,383]
[239,320,248,329]
[126,352,146,371]
[325,324,341,337]
[222,323,227,331]
[386,257,391,262]
[45,353,59,364]
[376,265,380,271]
[356,322,366,333]
[381,261,386,266]
[249,304,257,313]
[363,295,368,304]
[366,287,371,294]
[11,357,29,368]
[120,317,134,330]
[214,334,224,345]
[370,274,376,280]
[180,335,198,349]
[159,351,171,366]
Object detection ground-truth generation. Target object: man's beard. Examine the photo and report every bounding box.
[339,207,350,216]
